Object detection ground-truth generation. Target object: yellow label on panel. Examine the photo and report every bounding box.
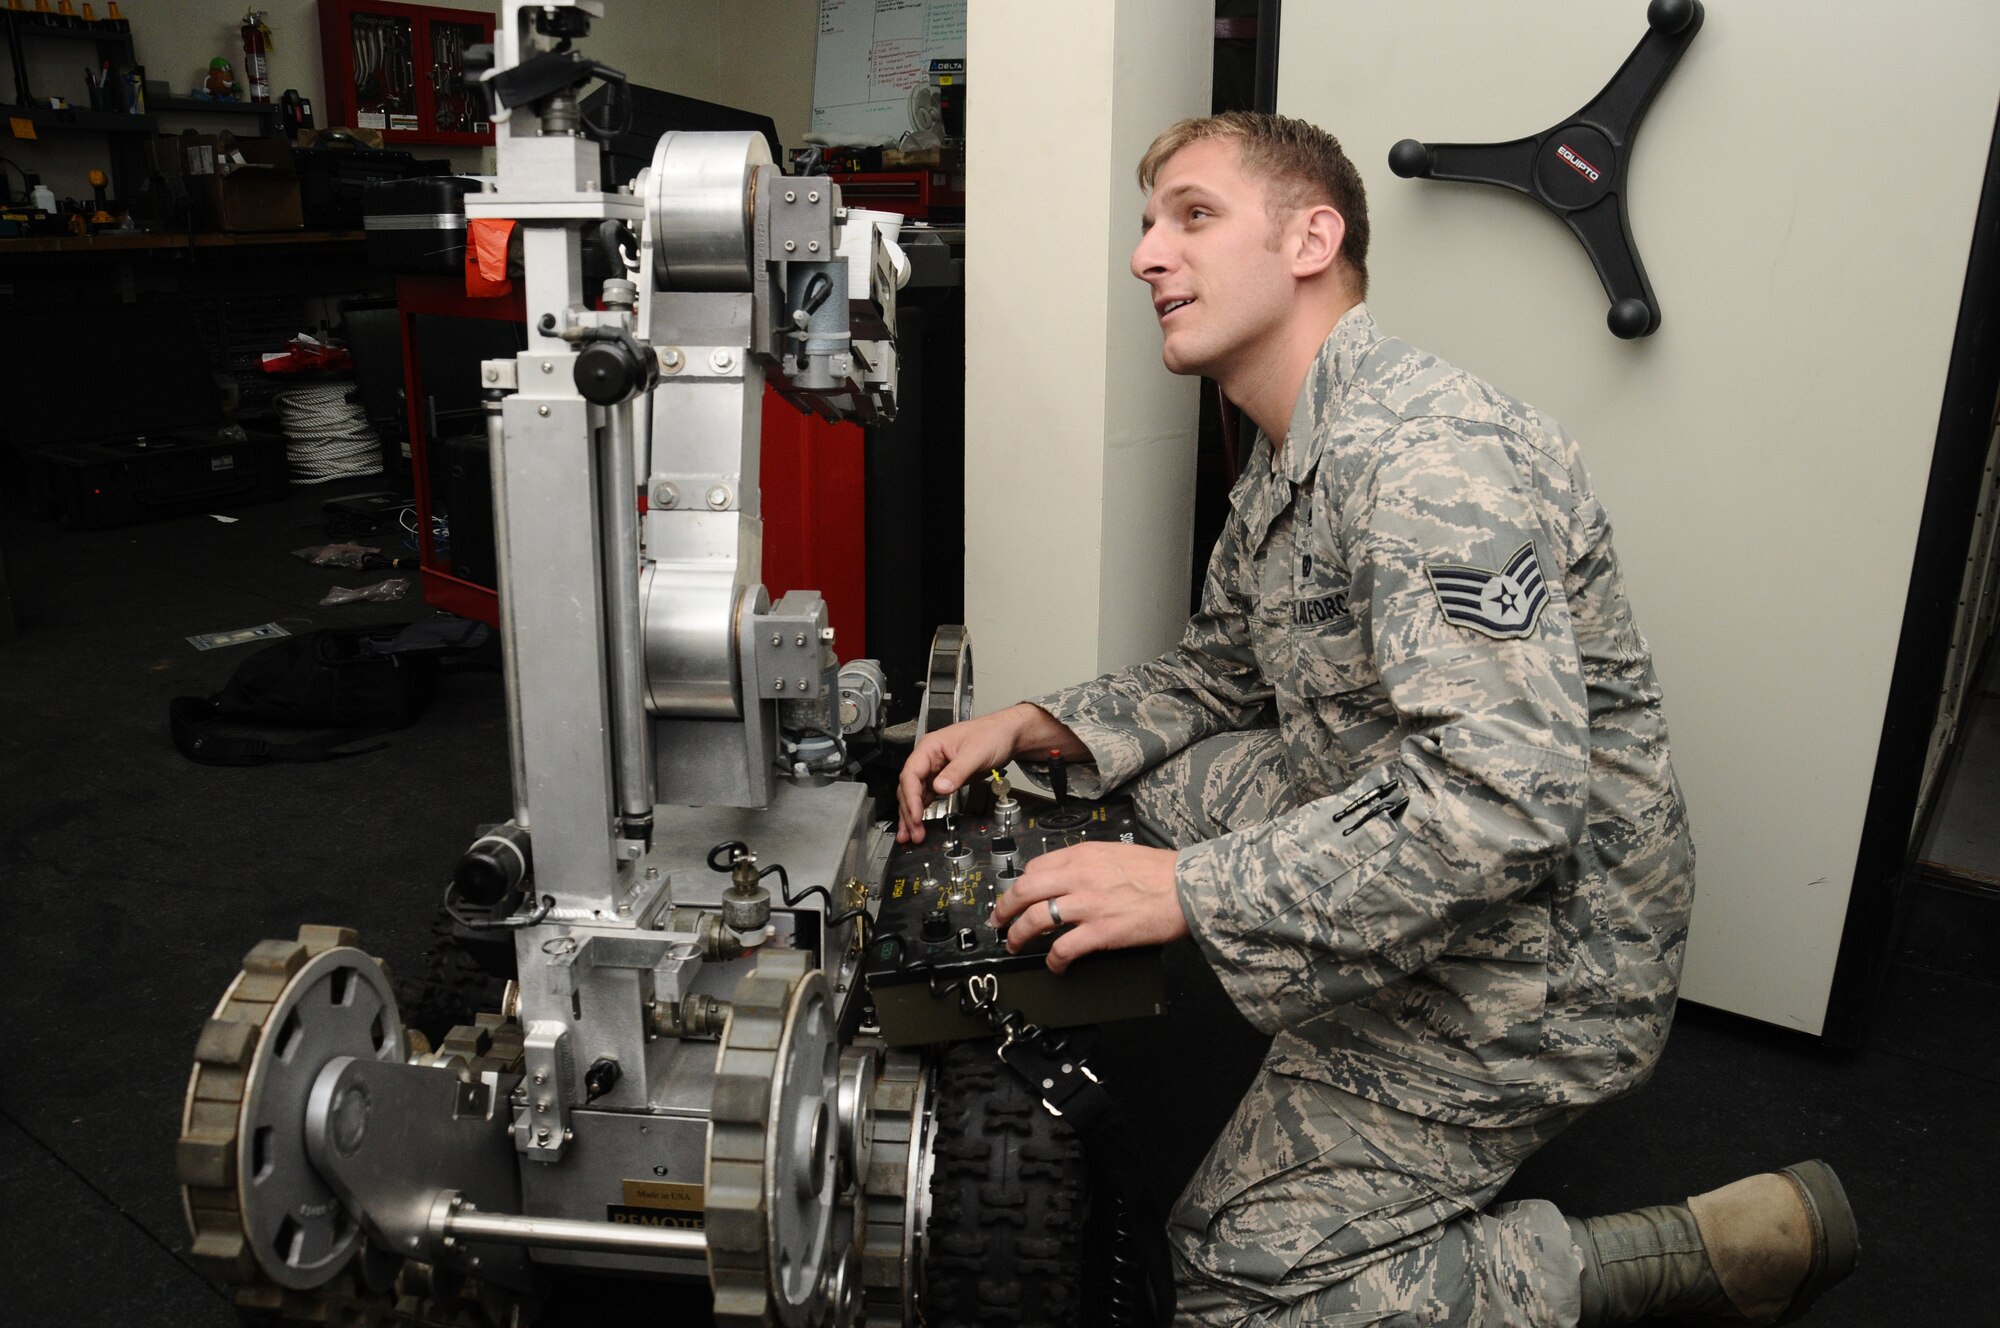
[621,1179,704,1210]
[9,118,37,140]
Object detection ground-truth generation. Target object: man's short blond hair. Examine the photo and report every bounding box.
[1138,111,1370,296]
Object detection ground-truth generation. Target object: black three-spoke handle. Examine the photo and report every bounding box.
[1389,0,1704,338]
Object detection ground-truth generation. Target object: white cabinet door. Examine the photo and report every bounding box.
[1279,1,2000,1032]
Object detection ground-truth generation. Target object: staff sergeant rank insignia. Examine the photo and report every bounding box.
[1425,541,1550,640]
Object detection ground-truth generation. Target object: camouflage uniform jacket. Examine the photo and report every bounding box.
[1034,305,1693,1128]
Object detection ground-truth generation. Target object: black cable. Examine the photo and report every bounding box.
[708,840,866,926]
[760,862,867,928]
[706,840,750,872]
[578,66,632,142]
[441,880,554,930]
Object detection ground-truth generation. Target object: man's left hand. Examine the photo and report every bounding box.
[988,842,1188,974]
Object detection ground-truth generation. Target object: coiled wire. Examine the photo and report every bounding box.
[275,380,383,485]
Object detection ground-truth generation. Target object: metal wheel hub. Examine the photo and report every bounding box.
[706,950,843,1327]
[860,1051,935,1325]
[179,926,406,1291]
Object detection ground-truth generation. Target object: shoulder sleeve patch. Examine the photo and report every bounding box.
[1424,541,1550,640]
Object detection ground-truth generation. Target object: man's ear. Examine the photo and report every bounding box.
[1292,205,1346,280]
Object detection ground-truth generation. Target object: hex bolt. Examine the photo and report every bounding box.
[537,405,550,417]
[652,481,679,508]
[773,679,786,692]
[706,485,731,509]
[660,348,684,373]
[536,1100,548,1114]
[794,633,807,647]
[533,1073,547,1085]
[796,678,810,692]
[710,348,736,372]
[537,1127,550,1143]
[541,360,554,373]
[771,633,782,647]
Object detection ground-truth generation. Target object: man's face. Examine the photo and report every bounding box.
[1131,137,1299,381]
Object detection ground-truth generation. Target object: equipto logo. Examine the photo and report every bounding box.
[1556,143,1602,183]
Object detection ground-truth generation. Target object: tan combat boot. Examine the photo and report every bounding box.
[1567,1159,1858,1325]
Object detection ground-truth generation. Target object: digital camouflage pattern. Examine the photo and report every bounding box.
[1168,1071,1583,1326]
[1032,304,1694,1319]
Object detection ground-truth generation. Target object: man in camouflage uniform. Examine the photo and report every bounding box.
[898,113,1856,1326]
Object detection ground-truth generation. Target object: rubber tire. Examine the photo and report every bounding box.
[923,1040,1092,1327]
[399,912,516,1045]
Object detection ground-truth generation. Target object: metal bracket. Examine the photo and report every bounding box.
[756,171,840,261]
[515,1021,576,1161]
[305,1056,536,1291]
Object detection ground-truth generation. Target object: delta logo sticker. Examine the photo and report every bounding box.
[1425,542,1550,640]
[1556,143,1602,184]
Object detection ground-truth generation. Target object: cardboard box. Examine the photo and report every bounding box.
[180,131,303,232]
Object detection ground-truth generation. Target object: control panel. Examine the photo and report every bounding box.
[862,767,1166,1046]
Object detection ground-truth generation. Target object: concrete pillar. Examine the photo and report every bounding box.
[964,0,1212,710]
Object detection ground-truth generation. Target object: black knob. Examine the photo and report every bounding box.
[1388,139,1433,179]
[990,834,1017,857]
[1607,297,1653,340]
[1647,0,1697,35]
[1047,749,1069,806]
[584,1057,621,1103]
[575,339,646,405]
[921,912,952,944]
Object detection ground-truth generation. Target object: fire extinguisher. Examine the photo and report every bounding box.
[240,10,272,104]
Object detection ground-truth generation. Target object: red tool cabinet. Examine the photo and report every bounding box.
[318,0,495,146]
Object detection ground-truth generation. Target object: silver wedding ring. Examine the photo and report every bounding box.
[1047,897,1063,928]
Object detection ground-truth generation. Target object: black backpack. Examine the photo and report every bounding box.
[169,618,492,766]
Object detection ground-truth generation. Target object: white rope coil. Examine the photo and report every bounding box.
[276,381,383,486]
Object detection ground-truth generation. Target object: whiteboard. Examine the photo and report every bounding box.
[810,0,966,145]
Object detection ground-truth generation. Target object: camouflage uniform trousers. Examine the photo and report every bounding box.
[1131,730,1587,1328]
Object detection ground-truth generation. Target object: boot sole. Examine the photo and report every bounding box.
[1775,1159,1859,1324]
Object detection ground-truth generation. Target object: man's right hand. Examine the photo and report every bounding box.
[896,703,1086,843]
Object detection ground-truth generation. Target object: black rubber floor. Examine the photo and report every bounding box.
[2,483,1990,1326]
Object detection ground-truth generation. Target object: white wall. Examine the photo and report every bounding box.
[1278,0,2000,1032]
[964,0,1211,710]
[4,0,815,198]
